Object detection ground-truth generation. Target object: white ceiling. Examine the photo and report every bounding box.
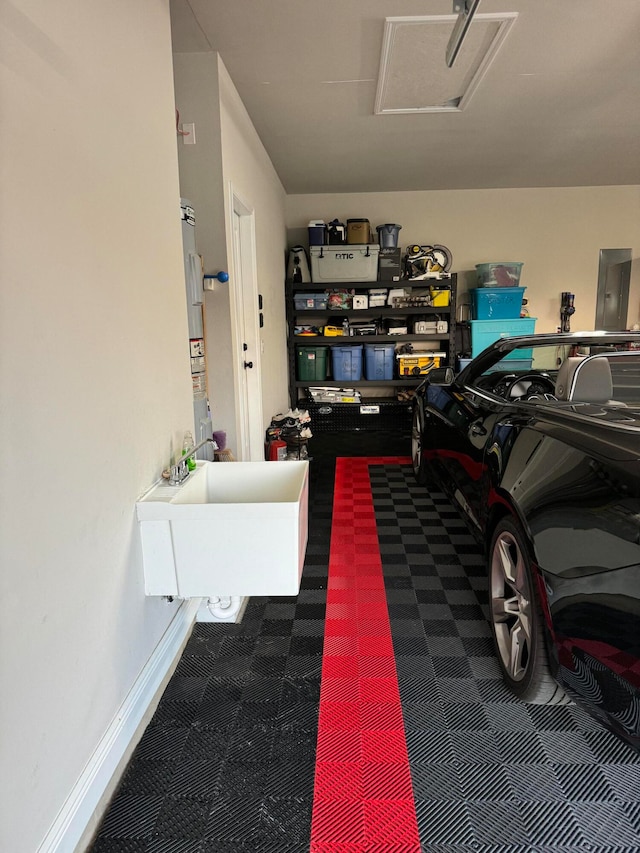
[170,0,640,195]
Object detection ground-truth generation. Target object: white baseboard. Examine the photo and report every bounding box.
[37,598,201,853]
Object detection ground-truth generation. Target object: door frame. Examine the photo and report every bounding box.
[228,185,264,460]
[595,248,632,330]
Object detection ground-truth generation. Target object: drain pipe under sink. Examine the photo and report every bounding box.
[204,595,244,622]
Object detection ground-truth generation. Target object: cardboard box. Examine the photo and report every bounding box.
[378,247,402,281]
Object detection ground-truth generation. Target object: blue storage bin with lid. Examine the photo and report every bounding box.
[331,345,363,381]
[364,344,395,380]
[471,287,526,320]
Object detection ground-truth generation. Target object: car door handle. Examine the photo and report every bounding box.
[470,421,487,436]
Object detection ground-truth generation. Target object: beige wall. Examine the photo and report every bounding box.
[172,51,235,448]
[172,54,290,457]
[286,187,640,332]
[217,58,290,446]
[0,2,192,850]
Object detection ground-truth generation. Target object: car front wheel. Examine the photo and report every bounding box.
[489,517,569,705]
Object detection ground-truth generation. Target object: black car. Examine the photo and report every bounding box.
[412,331,640,746]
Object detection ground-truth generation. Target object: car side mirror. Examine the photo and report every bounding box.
[428,366,455,385]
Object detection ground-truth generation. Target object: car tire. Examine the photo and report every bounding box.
[489,517,569,705]
[411,404,427,484]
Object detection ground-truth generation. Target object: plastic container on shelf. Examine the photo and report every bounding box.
[469,318,536,359]
[347,219,371,244]
[430,286,451,306]
[471,287,526,320]
[376,224,402,248]
[475,263,523,288]
[308,220,326,246]
[294,293,328,310]
[297,346,328,381]
[364,344,396,380]
[486,358,533,373]
[332,345,363,381]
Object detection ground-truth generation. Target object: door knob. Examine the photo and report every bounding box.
[244,361,254,369]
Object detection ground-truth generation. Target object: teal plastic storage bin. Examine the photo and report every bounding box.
[471,287,526,320]
[364,344,395,380]
[332,345,363,381]
[486,358,533,373]
[469,318,536,359]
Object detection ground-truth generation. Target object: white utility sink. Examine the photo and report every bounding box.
[136,460,309,598]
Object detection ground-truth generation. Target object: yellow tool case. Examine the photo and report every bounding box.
[396,351,445,376]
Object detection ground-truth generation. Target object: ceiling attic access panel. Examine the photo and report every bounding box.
[374,13,517,114]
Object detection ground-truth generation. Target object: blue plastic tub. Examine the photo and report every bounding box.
[471,287,526,320]
[331,345,363,381]
[364,344,395,380]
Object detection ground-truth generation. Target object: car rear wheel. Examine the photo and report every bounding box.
[489,517,569,705]
[411,404,426,484]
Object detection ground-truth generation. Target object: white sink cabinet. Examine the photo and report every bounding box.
[136,460,309,598]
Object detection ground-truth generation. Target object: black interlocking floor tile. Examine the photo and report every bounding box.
[89,452,640,852]
[371,462,640,852]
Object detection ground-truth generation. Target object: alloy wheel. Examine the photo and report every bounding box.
[490,529,533,682]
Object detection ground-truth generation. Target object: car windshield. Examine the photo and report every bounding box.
[466,340,640,406]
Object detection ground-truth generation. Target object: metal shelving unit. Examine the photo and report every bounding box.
[285,277,457,431]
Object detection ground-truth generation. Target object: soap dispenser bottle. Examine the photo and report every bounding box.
[182,431,197,471]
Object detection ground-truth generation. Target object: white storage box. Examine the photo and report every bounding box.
[310,244,380,283]
[353,294,369,309]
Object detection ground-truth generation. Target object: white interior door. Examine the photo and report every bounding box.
[230,191,264,460]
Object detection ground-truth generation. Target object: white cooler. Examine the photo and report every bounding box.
[310,244,379,283]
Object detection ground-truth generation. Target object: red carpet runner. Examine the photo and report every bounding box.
[310,457,421,852]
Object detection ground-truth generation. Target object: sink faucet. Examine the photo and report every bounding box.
[167,437,218,485]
